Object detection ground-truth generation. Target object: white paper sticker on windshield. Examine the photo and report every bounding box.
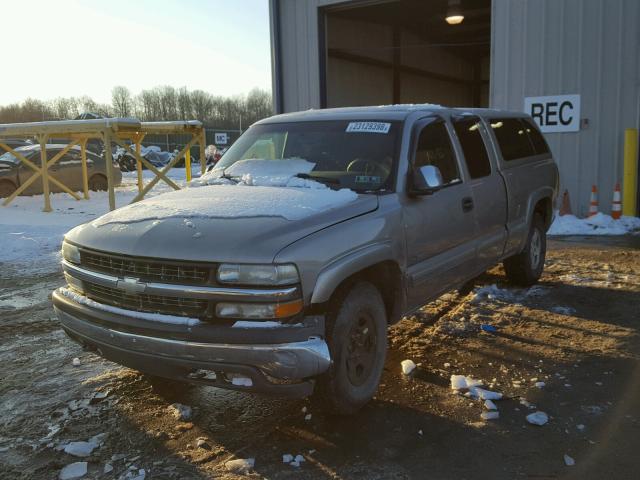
[346,122,391,134]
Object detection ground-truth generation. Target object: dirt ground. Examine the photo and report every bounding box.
[1,236,639,480]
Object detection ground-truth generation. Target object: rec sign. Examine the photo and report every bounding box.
[524,94,581,133]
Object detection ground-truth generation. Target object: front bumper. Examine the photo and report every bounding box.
[53,289,331,397]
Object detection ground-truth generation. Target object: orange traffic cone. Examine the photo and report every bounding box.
[588,185,598,217]
[611,183,622,220]
[559,189,572,216]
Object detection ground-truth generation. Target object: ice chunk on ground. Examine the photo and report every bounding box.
[168,403,192,421]
[231,376,253,387]
[470,387,503,400]
[294,454,305,463]
[59,462,88,480]
[401,359,417,375]
[564,454,575,466]
[481,411,500,420]
[576,424,586,431]
[551,306,576,315]
[225,458,255,474]
[282,454,293,463]
[103,464,113,474]
[304,414,312,421]
[534,382,546,388]
[72,358,80,366]
[526,411,549,426]
[450,375,483,390]
[63,440,98,457]
[484,400,498,411]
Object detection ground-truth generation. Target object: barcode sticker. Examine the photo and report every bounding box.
[346,122,391,134]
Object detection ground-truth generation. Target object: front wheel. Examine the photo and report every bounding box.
[314,282,387,415]
[503,214,546,286]
[89,175,108,191]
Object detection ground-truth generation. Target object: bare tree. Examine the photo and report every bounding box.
[112,86,133,117]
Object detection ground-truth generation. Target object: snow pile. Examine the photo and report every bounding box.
[450,375,503,400]
[472,284,547,304]
[549,213,640,236]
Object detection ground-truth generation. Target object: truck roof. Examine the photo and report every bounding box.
[258,104,530,124]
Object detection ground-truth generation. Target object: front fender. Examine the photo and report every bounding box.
[310,242,394,304]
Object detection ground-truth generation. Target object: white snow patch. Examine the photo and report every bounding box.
[401,359,417,375]
[304,413,312,421]
[71,357,81,367]
[549,213,640,236]
[282,454,294,464]
[450,375,483,390]
[563,454,575,466]
[59,461,88,480]
[92,182,358,226]
[534,381,546,388]
[472,284,548,304]
[62,433,106,458]
[58,288,201,326]
[551,306,577,315]
[526,411,549,426]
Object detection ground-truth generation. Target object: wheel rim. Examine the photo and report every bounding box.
[530,229,542,269]
[345,313,377,387]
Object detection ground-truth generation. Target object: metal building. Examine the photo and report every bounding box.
[269,0,640,215]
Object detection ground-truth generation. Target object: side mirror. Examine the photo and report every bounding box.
[408,165,444,195]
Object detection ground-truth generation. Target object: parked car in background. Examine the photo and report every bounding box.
[0,138,32,152]
[113,144,174,172]
[0,144,122,198]
[53,105,558,414]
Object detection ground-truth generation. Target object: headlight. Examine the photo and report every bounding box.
[216,300,303,319]
[217,264,299,286]
[62,241,81,264]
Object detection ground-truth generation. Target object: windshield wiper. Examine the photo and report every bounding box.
[295,173,341,186]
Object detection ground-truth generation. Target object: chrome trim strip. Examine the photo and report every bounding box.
[62,260,300,302]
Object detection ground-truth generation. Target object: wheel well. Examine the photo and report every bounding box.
[534,197,552,231]
[314,261,404,324]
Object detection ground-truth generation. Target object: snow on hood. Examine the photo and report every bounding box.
[91,158,358,226]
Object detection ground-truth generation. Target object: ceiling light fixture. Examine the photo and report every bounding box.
[446,0,464,25]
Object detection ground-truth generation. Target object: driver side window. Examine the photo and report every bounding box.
[414,121,460,185]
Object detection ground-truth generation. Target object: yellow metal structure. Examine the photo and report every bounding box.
[0,118,207,212]
[622,128,638,217]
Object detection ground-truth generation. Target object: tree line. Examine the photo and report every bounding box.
[0,86,273,130]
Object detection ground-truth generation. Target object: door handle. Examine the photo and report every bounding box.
[462,196,474,212]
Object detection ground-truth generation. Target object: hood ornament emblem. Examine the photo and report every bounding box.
[116,277,146,295]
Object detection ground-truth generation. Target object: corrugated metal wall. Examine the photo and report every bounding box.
[272,0,640,215]
[491,0,640,215]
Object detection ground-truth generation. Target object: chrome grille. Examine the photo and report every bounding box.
[84,283,209,318]
[80,250,211,285]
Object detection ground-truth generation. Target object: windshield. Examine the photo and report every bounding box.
[214,120,400,192]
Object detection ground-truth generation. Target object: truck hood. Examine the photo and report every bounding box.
[65,184,378,263]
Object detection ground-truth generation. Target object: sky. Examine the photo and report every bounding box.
[0,0,271,105]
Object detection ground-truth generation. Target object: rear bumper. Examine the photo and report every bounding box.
[53,289,331,397]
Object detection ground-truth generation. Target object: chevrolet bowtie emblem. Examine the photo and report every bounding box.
[116,277,146,294]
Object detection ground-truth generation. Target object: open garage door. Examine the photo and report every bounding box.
[320,0,491,109]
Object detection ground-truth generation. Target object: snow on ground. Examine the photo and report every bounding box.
[549,212,640,236]
[0,167,200,273]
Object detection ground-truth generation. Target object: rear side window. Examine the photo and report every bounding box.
[490,118,536,161]
[414,120,460,185]
[452,116,492,179]
[522,118,550,155]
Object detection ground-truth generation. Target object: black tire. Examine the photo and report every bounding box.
[89,175,108,191]
[0,180,17,198]
[314,282,387,415]
[503,214,546,286]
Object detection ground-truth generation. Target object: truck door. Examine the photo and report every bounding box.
[403,117,477,310]
[451,115,508,268]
